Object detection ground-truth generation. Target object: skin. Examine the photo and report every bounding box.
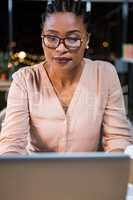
[41,12,90,106]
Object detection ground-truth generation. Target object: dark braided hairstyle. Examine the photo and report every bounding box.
[41,0,92,33]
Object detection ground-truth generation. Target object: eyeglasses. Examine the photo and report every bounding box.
[41,34,83,50]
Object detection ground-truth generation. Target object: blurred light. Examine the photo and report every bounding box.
[102,41,109,48]
[48,0,52,5]
[14,61,19,66]
[86,1,91,12]
[18,51,26,60]
[8,62,13,68]
[8,0,13,12]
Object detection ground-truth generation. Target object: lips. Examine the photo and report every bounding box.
[53,57,72,64]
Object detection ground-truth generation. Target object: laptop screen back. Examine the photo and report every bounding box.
[0,152,130,200]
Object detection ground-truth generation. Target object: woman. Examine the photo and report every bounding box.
[0,0,132,154]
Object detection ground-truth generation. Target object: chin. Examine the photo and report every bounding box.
[54,61,74,70]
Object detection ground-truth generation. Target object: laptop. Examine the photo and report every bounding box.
[0,152,130,200]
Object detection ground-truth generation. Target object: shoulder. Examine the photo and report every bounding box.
[84,58,120,90]
[12,62,44,82]
[84,58,117,75]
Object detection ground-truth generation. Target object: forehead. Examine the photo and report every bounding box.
[43,12,86,34]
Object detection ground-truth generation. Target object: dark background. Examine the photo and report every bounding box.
[0,0,133,57]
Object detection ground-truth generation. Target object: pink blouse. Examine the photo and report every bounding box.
[0,58,132,154]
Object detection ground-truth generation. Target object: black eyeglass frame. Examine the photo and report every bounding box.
[41,34,83,50]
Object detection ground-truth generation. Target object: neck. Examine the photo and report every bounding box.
[45,61,84,88]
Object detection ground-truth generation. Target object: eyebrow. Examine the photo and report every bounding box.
[45,29,81,34]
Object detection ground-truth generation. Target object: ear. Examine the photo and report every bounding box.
[86,33,91,49]
[41,37,45,50]
[41,37,46,59]
[87,33,91,43]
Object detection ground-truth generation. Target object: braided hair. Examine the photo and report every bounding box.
[41,0,92,33]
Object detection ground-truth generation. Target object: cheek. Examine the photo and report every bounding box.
[75,45,86,58]
[43,47,53,59]
[71,46,86,64]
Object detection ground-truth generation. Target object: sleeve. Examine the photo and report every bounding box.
[102,64,133,152]
[0,69,30,154]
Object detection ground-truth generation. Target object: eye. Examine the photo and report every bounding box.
[66,37,80,44]
[46,35,58,42]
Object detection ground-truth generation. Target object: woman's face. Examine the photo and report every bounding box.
[42,12,89,71]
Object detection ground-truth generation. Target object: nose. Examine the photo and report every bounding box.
[56,41,68,52]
